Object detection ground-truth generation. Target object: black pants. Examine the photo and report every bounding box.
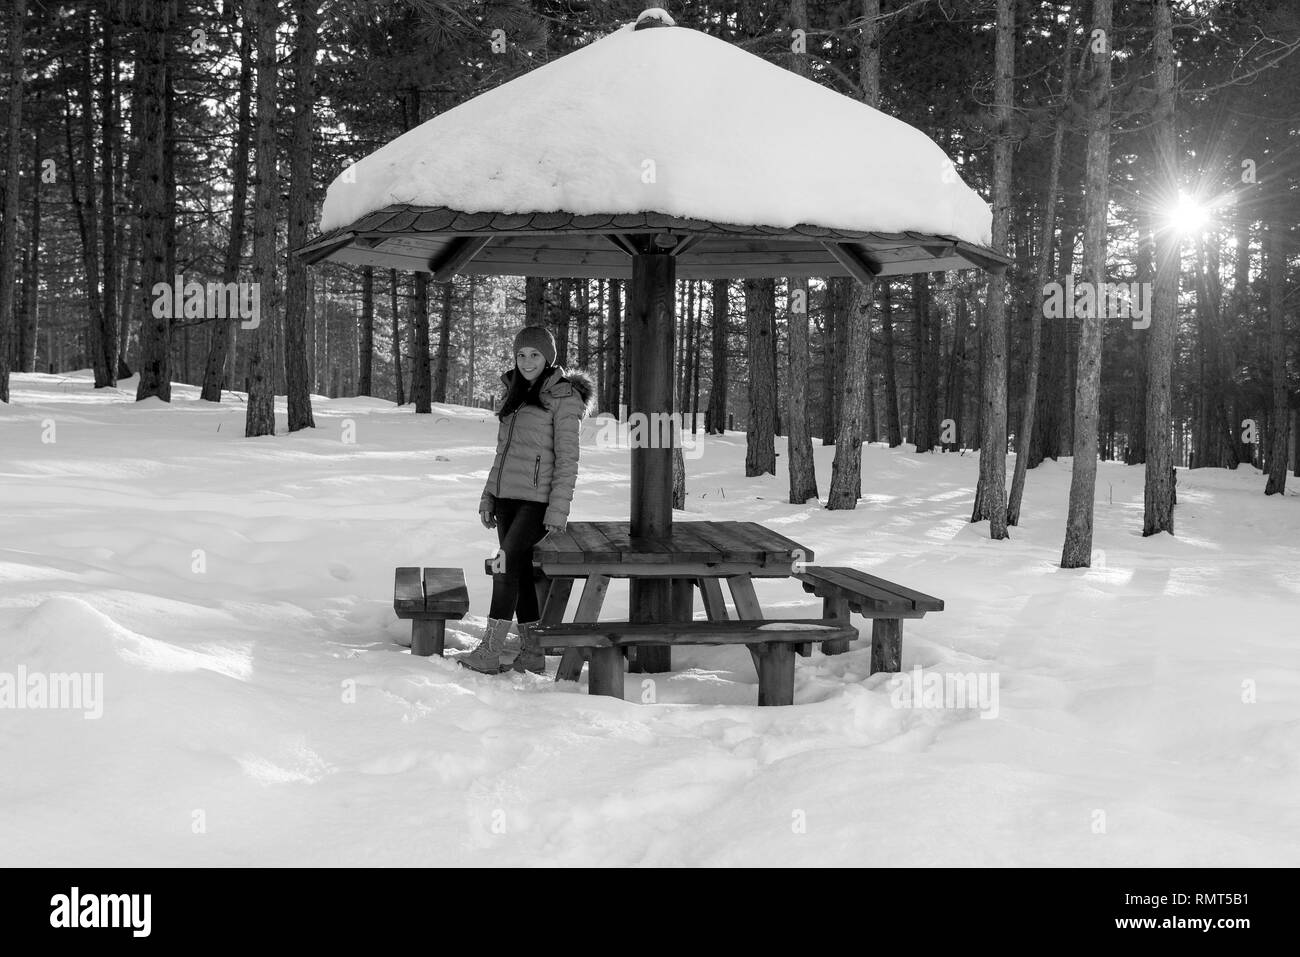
[488,498,548,622]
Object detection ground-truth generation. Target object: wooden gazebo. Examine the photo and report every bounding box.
[298,8,1007,667]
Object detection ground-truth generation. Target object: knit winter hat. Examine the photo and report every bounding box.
[513,325,557,367]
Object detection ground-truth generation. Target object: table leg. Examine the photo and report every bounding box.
[821,595,852,656]
[588,646,624,699]
[411,619,445,657]
[556,574,610,683]
[697,577,729,621]
[754,641,795,706]
[628,578,674,674]
[538,578,575,655]
[870,619,903,675]
[727,574,766,678]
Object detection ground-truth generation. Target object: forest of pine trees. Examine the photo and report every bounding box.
[1,0,1296,540]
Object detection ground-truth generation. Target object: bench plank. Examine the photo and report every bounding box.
[834,568,945,612]
[421,567,470,615]
[797,566,913,613]
[530,619,857,648]
[394,566,425,615]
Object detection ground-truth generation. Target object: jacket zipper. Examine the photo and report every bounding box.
[495,411,519,498]
[533,455,541,487]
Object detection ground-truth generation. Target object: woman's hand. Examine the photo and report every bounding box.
[480,509,496,529]
[544,522,565,536]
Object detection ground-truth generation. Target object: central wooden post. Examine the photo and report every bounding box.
[628,249,676,674]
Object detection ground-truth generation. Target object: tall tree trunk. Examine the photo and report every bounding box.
[134,0,172,402]
[788,277,818,503]
[828,280,871,507]
[384,269,400,403]
[821,278,839,444]
[284,0,318,431]
[1061,0,1112,566]
[707,279,727,432]
[971,0,1015,539]
[1231,215,1253,465]
[433,277,451,401]
[390,269,404,404]
[607,277,622,412]
[117,214,138,377]
[947,286,970,449]
[691,282,703,430]
[744,278,777,476]
[1127,206,1152,466]
[113,53,131,380]
[1143,0,1178,532]
[1263,221,1289,495]
[880,281,903,445]
[913,274,935,452]
[244,0,279,434]
[553,279,570,367]
[66,14,108,387]
[1010,10,1073,524]
[99,1,119,386]
[0,0,23,402]
[576,279,590,369]
[358,267,374,395]
[1051,216,1079,457]
[201,9,250,399]
[784,0,818,502]
[19,99,40,373]
[466,275,477,404]
[831,0,879,483]
[164,0,180,383]
[833,275,851,441]
[412,273,431,412]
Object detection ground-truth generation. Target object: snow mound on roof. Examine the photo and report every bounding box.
[319,20,991,245]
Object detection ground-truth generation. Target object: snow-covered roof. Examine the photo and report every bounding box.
[317,13,992,248]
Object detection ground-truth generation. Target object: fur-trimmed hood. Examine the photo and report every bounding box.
[498,365,597,419]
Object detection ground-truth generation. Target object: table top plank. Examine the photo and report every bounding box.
[668,521,729,562]
[564,522,621,563]
[534,526,586,563]
[736,521,814,563]
[594,522,678,563]
[533,519,815,571]
[694,521,766,563]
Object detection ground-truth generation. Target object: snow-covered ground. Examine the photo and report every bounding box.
[2,370,1297,866]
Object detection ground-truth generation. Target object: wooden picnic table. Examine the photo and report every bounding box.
[528,520,812,679]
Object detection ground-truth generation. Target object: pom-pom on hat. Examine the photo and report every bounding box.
[513,325,557,367]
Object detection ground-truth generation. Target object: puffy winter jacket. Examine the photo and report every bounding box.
[479,365,596,528]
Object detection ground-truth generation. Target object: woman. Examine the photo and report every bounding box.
[462,325,595,675]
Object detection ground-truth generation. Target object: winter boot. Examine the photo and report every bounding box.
[459,617,515,674]
[511,620,546,674]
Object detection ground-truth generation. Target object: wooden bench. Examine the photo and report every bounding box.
[794,566,944,673]
[393,567,470,656]
[530,619,858,706]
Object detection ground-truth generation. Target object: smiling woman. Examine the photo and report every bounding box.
[466,325,596,676]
